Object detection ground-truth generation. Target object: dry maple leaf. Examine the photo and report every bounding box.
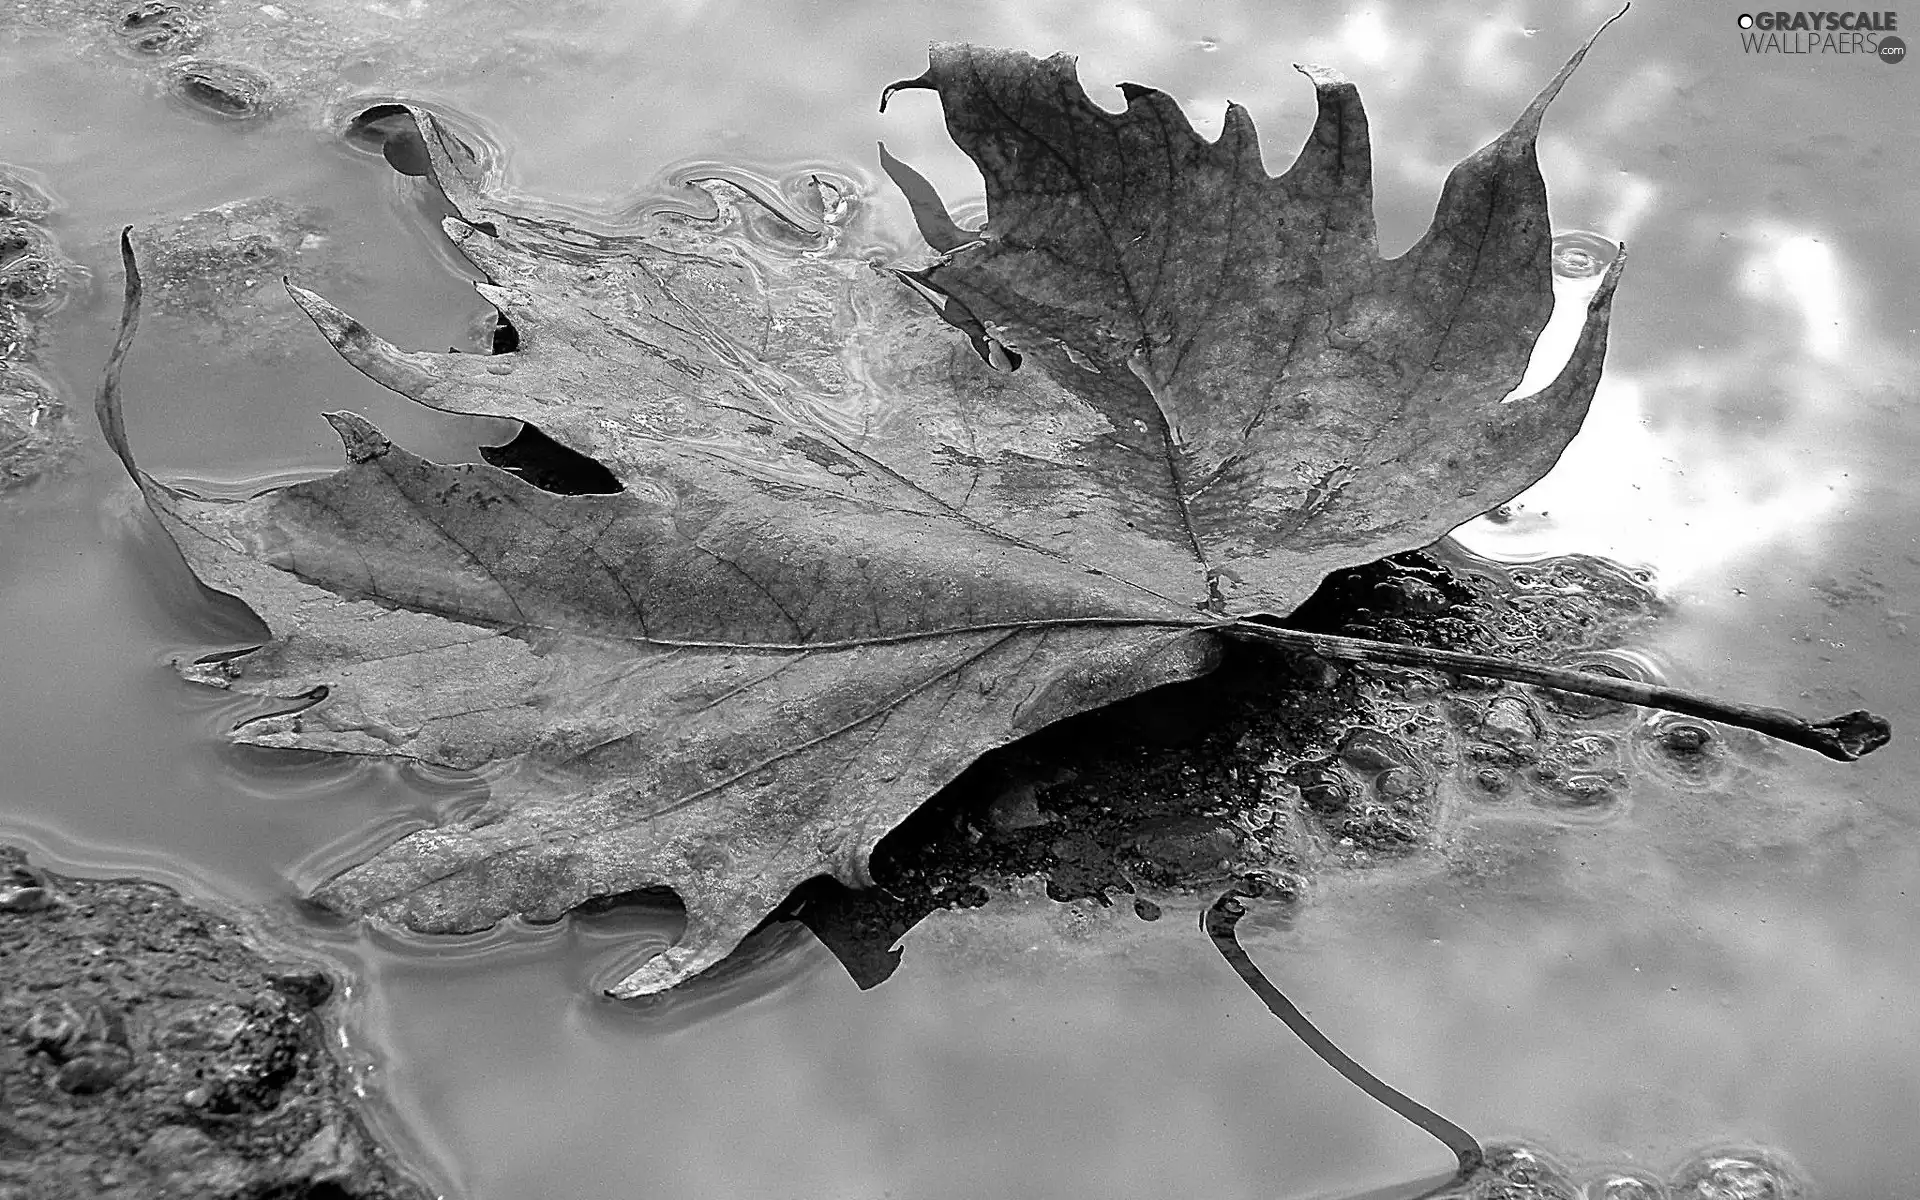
[97,31,1636,997]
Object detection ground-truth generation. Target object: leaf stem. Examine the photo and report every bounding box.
[1204,890,1484,1194]
[1222,621,1891,762]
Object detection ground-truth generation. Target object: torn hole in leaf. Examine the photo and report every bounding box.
[449,311,519,356]
[572,884,685,920]
[480,422,622,495]
[342,103,432,177]
[489,313,519,354]
[983,339,1021,373]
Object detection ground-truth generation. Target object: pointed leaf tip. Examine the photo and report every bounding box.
[1291,62,1350,88]
[606,936,736,998]
[285,281,355,342]
[287,285,446,398]
[322,411,392,463]
[1513,4,1629,137]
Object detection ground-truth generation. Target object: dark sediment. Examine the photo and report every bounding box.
[793,545,1663,987]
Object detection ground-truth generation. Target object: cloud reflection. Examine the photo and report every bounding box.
[1457,219,1901,588]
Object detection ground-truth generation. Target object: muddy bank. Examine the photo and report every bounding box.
[0,165,74,491]
[0,846,434,1200]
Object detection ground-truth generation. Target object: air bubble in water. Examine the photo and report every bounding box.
[1472,1141,1580,1199]
[1551,230,1618,280]
[1668,1148,1808,1199]
[1588,1171,1668,1200]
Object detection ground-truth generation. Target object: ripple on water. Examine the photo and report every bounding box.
[1551,230,1620,281]
[1629,712,1745,791]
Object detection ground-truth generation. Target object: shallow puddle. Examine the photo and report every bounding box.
[4,3,1918,1198]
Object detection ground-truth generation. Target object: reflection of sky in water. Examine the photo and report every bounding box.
[3,1,1918,1198]
[1461,220,1897,588]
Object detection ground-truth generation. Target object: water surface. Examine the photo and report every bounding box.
[3,2,1917,1197]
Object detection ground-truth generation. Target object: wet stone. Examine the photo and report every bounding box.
[984,784,1051,834]
[1660,721,1712,756]
[0,863,56,912]
[1481,695,1542,746]
[263,965,334,1010]
[1127,816,1241,880]
[164,58,273,120]
[25,999,88,1058]
[114,1,205,55]
[1374,766,1418,798]
[0,223,62,311]
[0,882,53,912]
[1558,774,1615,804]
[1338,726,1412,772]
[1635,715,1738,789]
[1563,734,1614,764]
[54,1052,132,1094]
[1299,768,1354,814]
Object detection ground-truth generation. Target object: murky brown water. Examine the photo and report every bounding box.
[4,1,1918,1197]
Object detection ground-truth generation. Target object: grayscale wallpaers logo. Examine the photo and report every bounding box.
[1736,11,1906,60]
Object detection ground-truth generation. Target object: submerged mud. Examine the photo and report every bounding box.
[0,846,432,1200]
[137,196,336,332]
